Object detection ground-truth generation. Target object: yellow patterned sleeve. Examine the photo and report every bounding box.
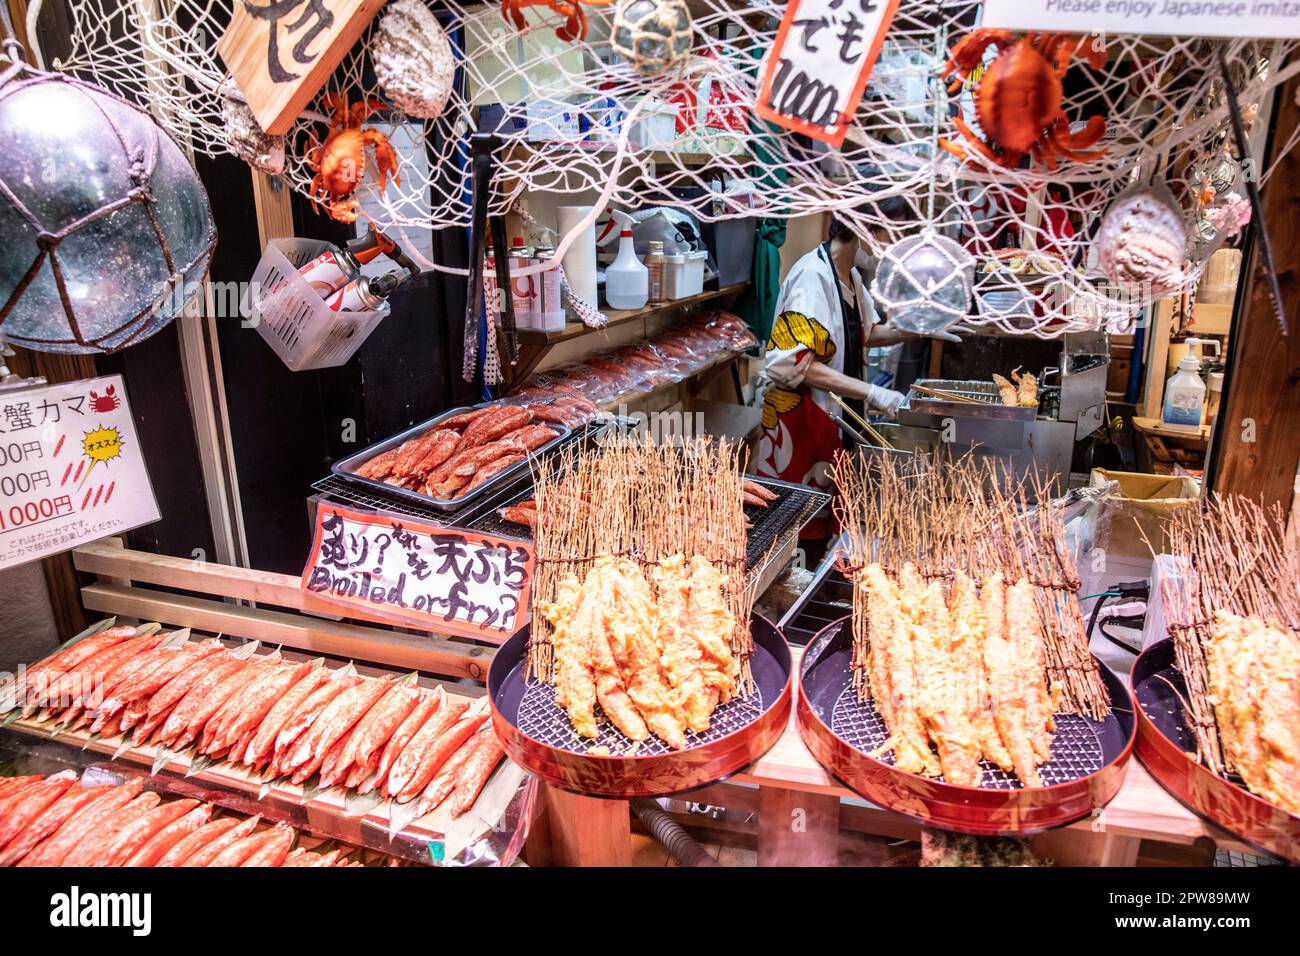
[768,311,836,363]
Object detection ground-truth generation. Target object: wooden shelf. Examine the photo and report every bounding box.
[502,282,750,390]
[517,283,750,346]
[598,351,745,413]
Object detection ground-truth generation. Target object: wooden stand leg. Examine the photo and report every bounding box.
[542,785,632,867]
[757,787,841,866]
[1033,827,1142,867]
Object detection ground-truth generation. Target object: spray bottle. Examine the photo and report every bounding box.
[604,210,648,310]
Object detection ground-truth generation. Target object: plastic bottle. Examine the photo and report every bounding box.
[1162,354,1206,429]
[605,227,648,309]
[645,240,666,306]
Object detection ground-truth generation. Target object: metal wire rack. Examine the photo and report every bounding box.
[517,679,765,757]
[830,684,1105,790]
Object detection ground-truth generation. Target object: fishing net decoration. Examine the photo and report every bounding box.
[27,0,1300,338]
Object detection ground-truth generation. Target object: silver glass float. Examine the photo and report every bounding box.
[870,231,975,335]
[611,0,694,77]
[0,44,216,353]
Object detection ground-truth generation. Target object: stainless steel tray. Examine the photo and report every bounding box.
[331,405,571,513]
[903,378,1038,423]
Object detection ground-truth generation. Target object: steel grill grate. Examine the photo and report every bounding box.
[517,679,765,756]
[743,481,827,568]
[830,685,1104,789]
[462,474,828,579]
[311,474,454,522]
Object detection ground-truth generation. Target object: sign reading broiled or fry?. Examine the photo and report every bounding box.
[981,0,1300,38]
[755,0,901,146]
[302,504,533,642]
[0,375,160,571]
[217,0,389,135]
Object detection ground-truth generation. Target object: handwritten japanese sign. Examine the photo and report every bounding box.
[981,0,1300,39]
[0,375,160,572]
[217,0,389,136]
[302,504,534,642]
[755,0,900,146]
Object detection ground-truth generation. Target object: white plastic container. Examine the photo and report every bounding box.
[664,249,708,299]
[1162,355,1206,430]
[604,228,648,309]
[631,95,678,149]
[244,238,389,371]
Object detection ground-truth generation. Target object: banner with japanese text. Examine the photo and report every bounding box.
[755,0,901,145]
[0,375,160,571]
[301,503,533,642]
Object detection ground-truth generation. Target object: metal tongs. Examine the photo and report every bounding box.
[827,391,894,448]
[464,133,519,366]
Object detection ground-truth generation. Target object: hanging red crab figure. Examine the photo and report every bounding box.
[304,94,401,223]
[940,30,1108,172]
[500,0,613,42]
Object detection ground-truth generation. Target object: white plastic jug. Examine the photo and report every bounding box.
[1162,355,1206,429]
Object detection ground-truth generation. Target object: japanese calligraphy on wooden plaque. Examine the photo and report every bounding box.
[217,0,389,136]
[755,0,900,146]
[302,504,534,642]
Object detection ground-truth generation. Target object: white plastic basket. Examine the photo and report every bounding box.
[243,238,390,371]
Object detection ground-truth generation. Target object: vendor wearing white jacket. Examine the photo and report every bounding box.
[755,216,913,538]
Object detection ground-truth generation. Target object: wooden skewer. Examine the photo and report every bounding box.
[826,391,894,448]
[909,383,984,404]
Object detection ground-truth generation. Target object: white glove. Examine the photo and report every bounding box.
[930,327,964,344]
[864,383,907,417]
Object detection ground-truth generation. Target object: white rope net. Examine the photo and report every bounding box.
[33,0,1300,336]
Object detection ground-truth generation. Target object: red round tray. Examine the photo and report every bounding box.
[797,616,1135,836]
[1132,638,1300,863]
[488,614,792,798]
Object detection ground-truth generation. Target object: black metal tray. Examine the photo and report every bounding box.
[330,405,571,513]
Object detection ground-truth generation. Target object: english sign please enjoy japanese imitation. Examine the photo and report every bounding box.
[982,0,1300,38]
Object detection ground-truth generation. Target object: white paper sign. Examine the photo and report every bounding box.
[755,0,901,146]
[302,504,533,642]
[981,0,1300,39]
[0,375,160,571]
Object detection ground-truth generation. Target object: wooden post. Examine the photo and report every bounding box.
[541,786,632,867]
[756,786,841,866]
[1209,68,1300,509]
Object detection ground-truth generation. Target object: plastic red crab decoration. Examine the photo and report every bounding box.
[305,94,400,223]
[500,0,613,42]
[940,30,1108,171]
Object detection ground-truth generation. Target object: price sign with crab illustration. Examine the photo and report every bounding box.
[302,503,535,642]
[981,0,1300,39]
[755,0,901,146]
[0,375,160,572]
[217,0,389,136]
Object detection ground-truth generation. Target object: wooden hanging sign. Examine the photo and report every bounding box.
[302,503,534,643]
[217,0,389,136]
[755,0,901,146]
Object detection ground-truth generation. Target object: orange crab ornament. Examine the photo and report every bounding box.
[500,0,613,42]
[940,30,1108,171]
[304,94,401,223]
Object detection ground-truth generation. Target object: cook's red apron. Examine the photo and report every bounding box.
[755,310,843,539]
